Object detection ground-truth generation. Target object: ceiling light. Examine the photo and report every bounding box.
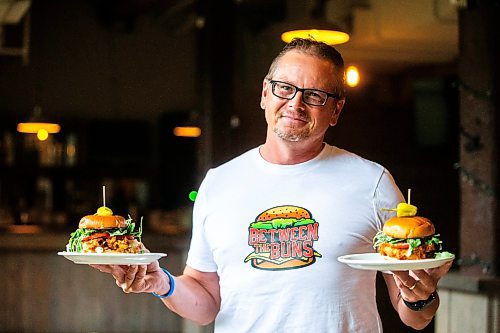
[346,65,360,87]
[17,106,61,137]
[281,19,349,45]
[173,126,201,138]
[280,0,349,46]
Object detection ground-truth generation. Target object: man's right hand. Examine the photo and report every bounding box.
[90,261,170,295]
[91,262,222,325]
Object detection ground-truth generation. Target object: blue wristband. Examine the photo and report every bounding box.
[152,268,175,299]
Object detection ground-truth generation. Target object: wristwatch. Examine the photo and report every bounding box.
[402,291,438,311]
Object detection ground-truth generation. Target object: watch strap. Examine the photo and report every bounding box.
[403,291,438,311]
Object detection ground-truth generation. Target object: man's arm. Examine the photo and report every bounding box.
[91,263,221,326]
[383,261,452,330]
[161,266,221,325]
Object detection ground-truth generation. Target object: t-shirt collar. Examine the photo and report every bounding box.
[254,143,330,175]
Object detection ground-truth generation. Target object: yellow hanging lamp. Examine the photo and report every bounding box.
[280,0,349,46]
[17,106,61,140]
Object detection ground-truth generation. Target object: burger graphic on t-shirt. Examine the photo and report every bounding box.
[244,205,322,271]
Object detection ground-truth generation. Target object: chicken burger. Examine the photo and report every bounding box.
[66,206,143,253]
[373,215,442,260]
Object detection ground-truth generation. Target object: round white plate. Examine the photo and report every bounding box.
[337,253,454,271]
[57,252,167,265]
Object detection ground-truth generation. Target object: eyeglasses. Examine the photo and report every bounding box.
[269,80,339,106]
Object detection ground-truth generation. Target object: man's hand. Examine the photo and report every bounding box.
[391,260,453,302]
[90,261,170,295]
[384,260,453,330]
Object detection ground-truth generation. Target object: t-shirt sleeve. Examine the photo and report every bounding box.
[373,168,405,231]
[185,170,218,273]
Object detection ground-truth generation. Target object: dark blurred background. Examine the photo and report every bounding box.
[0,1,497,333]
[0,0,460,241]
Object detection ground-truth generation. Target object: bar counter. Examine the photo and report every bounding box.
[0,225,190,252]
[438,271,500,293]
[0,227,192,333]
[436,272,500,333]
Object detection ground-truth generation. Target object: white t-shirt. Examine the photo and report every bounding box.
[186,144,404,333]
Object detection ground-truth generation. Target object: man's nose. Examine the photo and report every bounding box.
[288,91,305,108]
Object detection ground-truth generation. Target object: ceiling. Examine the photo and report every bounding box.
[0,0,30,24]
[332,0,459,70]
[261,0,459,72]
[0,0,459,72]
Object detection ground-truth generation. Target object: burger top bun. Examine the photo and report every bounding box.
[257,205,311,222]
[79,214,127,229]
[383,216,435,239]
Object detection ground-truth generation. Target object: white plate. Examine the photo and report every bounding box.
[57,252,167,265]
[337,253,454,271]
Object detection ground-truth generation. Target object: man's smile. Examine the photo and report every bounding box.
[277,112,309,125]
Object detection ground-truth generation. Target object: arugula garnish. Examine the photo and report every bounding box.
[434,251,454,259]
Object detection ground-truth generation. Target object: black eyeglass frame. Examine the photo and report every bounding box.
[269,80,340,106]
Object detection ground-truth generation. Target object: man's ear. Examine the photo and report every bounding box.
[260,80,269,109]
[330,98,345,126]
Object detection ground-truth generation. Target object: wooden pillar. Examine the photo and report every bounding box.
[430,4,500,333]
[457,0,500,276]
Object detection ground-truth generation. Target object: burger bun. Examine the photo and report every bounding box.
[79,214,127,229]
[383,216,435,239]
[257,205,311,222]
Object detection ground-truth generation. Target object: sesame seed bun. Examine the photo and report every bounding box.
[256,205,311,222]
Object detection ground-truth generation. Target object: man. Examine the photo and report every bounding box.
[92,38,452,332]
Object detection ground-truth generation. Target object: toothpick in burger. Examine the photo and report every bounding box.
[66,206,144,254]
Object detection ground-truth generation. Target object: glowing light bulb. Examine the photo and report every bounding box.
[346,65,360,87]
[37,129,49,141]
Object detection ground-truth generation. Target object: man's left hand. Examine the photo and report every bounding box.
[391,260,453,302]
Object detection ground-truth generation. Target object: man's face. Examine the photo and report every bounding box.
[260,51,345,143]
